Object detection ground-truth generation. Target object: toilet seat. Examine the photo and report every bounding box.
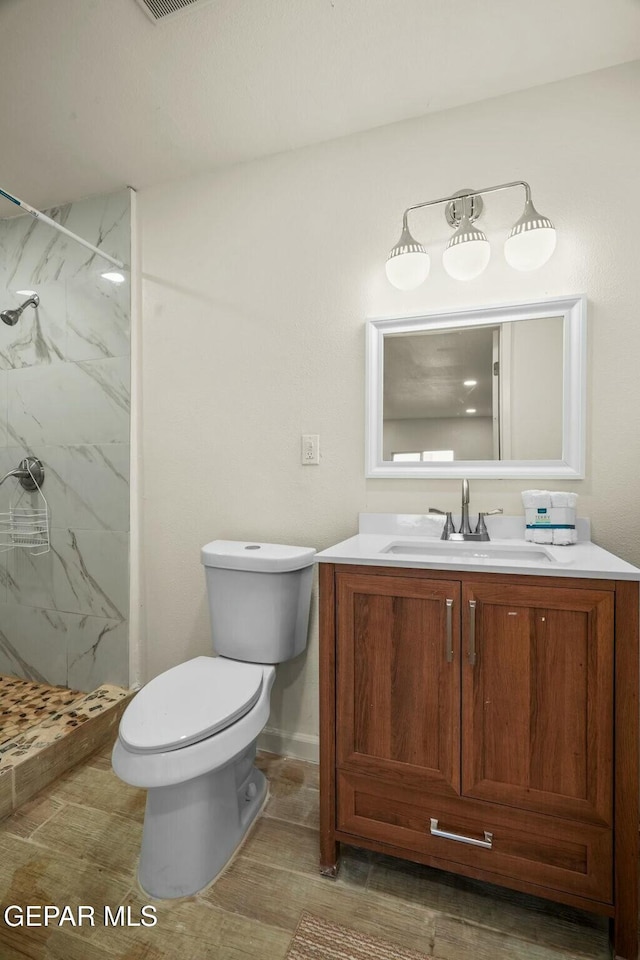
[119,656,264,754]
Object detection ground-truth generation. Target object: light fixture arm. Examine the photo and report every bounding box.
[0,186,127,271]
[401,180,531,231]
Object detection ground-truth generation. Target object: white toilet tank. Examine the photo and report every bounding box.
[200,540,316,663]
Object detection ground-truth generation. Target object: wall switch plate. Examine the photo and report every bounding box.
[301,434,320,465]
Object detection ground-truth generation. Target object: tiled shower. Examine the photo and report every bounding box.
[0,189,131,698]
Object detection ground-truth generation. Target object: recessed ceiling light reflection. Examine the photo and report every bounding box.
[101,271,126,284]
[466,408,476,414]
[463,379,477,387]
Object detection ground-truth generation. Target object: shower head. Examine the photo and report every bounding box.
[1,294,39,326]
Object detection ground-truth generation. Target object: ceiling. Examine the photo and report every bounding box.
[384,327,495,420]
[1,0,640,218]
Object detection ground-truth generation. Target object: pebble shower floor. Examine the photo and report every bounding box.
[0,675,129,777]
[0,675,82,749]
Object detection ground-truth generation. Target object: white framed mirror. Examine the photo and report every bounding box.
[365,294,586,479]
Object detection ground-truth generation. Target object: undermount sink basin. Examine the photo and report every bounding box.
[381,540,557,564]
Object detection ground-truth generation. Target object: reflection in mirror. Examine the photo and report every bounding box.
[383,316,563,463]
[366,295,586,479]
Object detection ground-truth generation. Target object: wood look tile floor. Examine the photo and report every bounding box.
[0,746,614,960]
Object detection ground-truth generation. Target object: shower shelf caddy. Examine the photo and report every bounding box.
[0,457,50,555]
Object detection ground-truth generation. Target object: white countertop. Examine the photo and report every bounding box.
[315,514,640,581]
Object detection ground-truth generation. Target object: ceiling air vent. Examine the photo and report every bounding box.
[135,0,216,23]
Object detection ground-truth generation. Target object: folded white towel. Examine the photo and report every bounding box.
[550,491,578,508]
[523,490,577,545]
[552,528,577,545]
[533,528,553,544]
[521,490,552,509]
[550,507,576,527]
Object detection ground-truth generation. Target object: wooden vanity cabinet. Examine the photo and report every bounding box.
[319,563,639,960]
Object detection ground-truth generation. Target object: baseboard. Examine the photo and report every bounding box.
[258,726,319,764]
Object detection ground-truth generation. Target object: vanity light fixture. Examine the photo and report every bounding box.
[386,181,556,289]
[384,224,431,290]
[442,214,490,281]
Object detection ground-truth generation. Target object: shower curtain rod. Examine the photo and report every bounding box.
[0,187,127,271]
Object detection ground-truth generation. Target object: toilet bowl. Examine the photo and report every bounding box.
[113,656,276,898]
[113,540,315,899]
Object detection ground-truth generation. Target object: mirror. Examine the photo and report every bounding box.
[365,295,586,479]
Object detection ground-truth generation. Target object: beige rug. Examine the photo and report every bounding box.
[285,912,432,960]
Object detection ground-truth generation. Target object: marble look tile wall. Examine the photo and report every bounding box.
[0,190,130,691]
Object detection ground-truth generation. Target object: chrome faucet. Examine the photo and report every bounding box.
[460,478,472,536]
[429,478,502,541]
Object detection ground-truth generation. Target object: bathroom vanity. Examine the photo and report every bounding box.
[317,515,640,960]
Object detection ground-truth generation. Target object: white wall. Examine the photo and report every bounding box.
[139,60,640,758]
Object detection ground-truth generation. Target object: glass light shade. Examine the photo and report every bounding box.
[442,216,490,281]
[504,198,556,271]
[385,224,430,290]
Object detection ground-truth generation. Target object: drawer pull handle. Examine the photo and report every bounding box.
[430,817,493,849]
[468,599,477,666]
[445,598,454,662]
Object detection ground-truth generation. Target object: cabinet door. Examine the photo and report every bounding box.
[462,582,613,825]
[336,572,461,797]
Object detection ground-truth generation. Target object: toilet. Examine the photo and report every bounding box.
[112,539,316,899]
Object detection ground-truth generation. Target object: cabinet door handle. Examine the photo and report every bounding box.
[445,598,454,662]
[468,599,477,666]
[430,817,493,849]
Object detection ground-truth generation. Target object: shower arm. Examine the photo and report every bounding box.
[0,187,127,272]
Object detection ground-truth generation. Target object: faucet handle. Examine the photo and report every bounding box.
[429,508,456,540]
[475,508,503,538]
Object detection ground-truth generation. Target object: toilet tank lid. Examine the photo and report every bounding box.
[201,540,316,573]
